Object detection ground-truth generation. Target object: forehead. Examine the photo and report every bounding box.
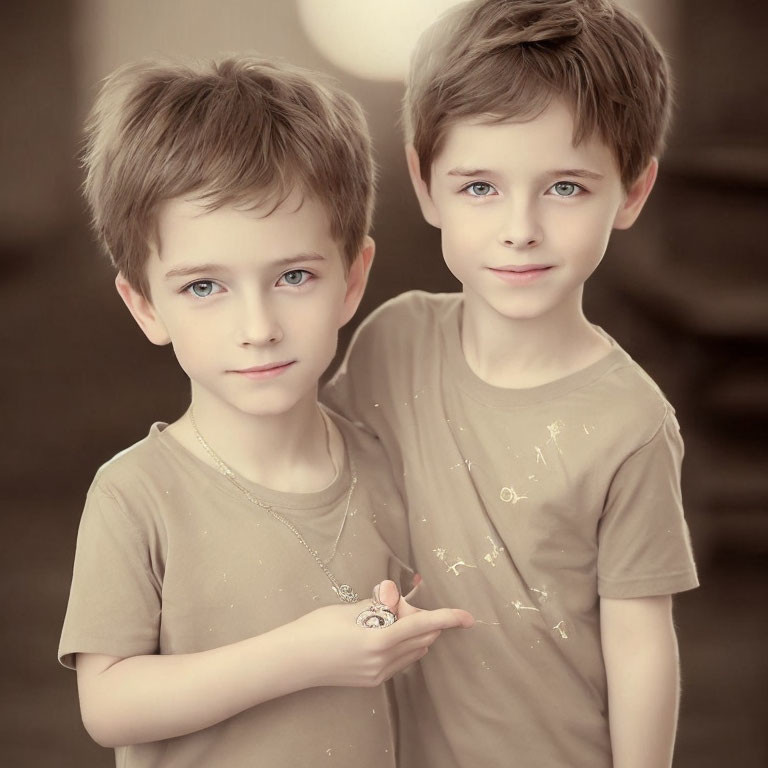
[434,100,617,174]
[152,192,337,261]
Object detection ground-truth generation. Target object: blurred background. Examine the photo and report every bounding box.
[1,0,766,765]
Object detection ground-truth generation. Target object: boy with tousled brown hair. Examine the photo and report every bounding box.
[84,57,376,296]
[59,55,473,768]
[324,1,698,766]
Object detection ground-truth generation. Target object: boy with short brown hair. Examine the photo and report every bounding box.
[324,1,698,766]
[59,55,472,768]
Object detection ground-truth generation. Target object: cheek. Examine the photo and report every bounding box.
[305,317,341,374]
[441,219,484,260]
[168,337,210,383]
[439,234,466,277]
[169,332,211,369]
[554,209,613,257]
[164,310,227,362]
[168,312,217,339]
[294,292,344,346]
[582,218,615,263]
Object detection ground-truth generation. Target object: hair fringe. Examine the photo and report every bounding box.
[83,56,375,296]
[404,0,671,187]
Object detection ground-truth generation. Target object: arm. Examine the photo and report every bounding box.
[77,585,473,747]
[600,595,680,768]
[322,294,407,433]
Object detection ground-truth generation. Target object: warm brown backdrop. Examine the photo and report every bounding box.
[2,1,766,765]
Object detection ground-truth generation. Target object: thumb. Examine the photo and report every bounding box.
[376,580,401,611]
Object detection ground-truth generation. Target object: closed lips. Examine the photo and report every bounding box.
[492,265,552,272]
[231,361,295,373]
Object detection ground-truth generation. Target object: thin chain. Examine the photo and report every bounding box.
[188,407,359,603]
[317,409,356,565]
[322,472,356,565]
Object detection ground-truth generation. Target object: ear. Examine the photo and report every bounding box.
[339,237,375,328]
[114,273,171,345]
[405,144,441,228]
[613,158,658,230]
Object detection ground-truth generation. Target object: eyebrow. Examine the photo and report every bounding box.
[274,252,327,268]
[164,252,327,280]
[446,167,605,181]
[549,169,605,181]
[164,263,226,280]
[446,168,495,178]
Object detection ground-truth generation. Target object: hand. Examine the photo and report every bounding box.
[378,578,473,627]
[290,581,473,689]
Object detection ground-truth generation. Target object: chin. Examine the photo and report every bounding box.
[227,391,309,419]
[483,297,555,322]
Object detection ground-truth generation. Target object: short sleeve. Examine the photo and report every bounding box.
[597,410,699,598]
[58,485,162,669]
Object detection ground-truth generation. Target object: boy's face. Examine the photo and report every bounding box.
[117,192,372,419]
[408,98,655,322]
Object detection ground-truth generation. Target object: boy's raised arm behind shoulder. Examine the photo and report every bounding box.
[324,289,433,431]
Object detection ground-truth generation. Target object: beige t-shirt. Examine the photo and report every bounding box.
[323,291,699,768]
[59,410,410,768]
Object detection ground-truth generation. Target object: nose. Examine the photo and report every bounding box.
[236,295,283,346]
[499,198,542,249]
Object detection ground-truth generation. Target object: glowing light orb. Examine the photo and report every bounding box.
[297,0,466,81]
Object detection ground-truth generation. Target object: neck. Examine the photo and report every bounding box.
[461,286,611,388]
[173,386,338,493]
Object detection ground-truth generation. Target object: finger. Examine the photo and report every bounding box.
[396,588,474,628]
[384,644,431,679]
[393,594,422,619]
[419,607,474,630]
[382,628,441,657]
[400,629,442,653]
[387,607,474,642]
[377,580,400,611]
[452,609,475,628]
[400,605,474,630]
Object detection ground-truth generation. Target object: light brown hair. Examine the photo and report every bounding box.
[404,0,671,188]
[84,56,375,297]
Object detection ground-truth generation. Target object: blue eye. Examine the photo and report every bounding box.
[186,280,221,298]
[279,270,311,286]
[464,182,496,197]
[551,182,580,197]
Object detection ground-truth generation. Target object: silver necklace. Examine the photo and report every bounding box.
[189,407,359,603]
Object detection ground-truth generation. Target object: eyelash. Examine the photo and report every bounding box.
[461,181,498,197]
[459,181,588,198]
[276,269,314,287]
[182,280,223,298]
[180,269,315,299]
[548,181,587,197]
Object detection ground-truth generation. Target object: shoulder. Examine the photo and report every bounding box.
[596,349,680,450]
[324,293,460,430]
[326,408,407,533]
[372,289,459,318]
[74,425,181,553]
[327,407,387,463]
[344,290,460,372]
[89,423,179,504]
[327,406,405,479]
[356,290,459,339]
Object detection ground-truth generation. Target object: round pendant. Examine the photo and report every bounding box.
[336,584,359,603]
[356,605,397,629]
